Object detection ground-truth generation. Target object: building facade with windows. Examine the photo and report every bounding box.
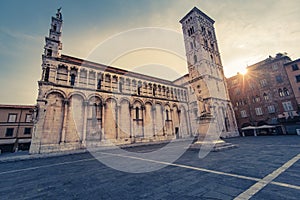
[0,105,34,152]
[227,53,300,135]
[30,7,238,154]
[284,59,300,107]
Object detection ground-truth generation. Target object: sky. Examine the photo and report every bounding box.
[0,0,300,105]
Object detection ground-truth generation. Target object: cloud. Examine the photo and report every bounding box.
[0,27,42,41]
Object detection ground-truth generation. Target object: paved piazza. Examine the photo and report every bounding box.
[1,136,300,199]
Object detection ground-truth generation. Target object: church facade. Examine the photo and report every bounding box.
[30,7,238,154]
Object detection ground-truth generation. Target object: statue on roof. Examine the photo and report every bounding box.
[56,7,62,20]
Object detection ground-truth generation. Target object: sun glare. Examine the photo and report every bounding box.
[240,68,247,75]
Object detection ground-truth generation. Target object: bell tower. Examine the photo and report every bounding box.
[44,7,63,58]
[180,7,238,137]
[40,8,63,83]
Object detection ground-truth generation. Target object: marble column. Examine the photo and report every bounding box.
[60,99,69,143]
[82,101,88,144]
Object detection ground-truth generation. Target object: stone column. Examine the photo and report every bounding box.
[76,69,79,86]
[177,109,181,138]
[170,109,175,135]
[67,67,70,84]
[101,103,106,141]
[115,105,119,140]
[187,108,193,137]
[152,106,156,137]
[95,74,98,89]
[82,101,88,145]
[29,100,47,154]
[86,71,89,87]
[109,75,112,92]
[162,109,166,136]
[129,104,134,139]
[141,105,145,138]
[60,99,69,143]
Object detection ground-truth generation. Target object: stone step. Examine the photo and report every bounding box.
[189,140,238,152]
[213,142,238,152]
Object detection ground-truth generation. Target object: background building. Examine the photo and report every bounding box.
[0,105,34,153]
[284,59,300,107]
[227,53,300,135]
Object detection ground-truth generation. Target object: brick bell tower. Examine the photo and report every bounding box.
[180,7,238,138]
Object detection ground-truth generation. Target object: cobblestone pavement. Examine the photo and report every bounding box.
[0,135,300,199]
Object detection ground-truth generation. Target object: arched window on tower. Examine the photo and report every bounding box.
[44,67,50,82]
[194,55,197,64]
[204,39,208,47]
[211,43,214,51]
[53,24,57,32]
[46,49,52,57]
[210,55,214,63]
[70,74,76,86]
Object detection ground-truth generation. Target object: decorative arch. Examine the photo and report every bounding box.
[68,91,87,101]
[86,95,103,141]
[56,64,68,84]
[163,102,171,108]
[132,99,144,107]
[66,94,84,143]
[42,92,64,144]
[87,93,104,103]
[105,97,118,104]
[144,100,153,106]
[45,89,67,99]
[119,97,131,105]
[172,103,179,110]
